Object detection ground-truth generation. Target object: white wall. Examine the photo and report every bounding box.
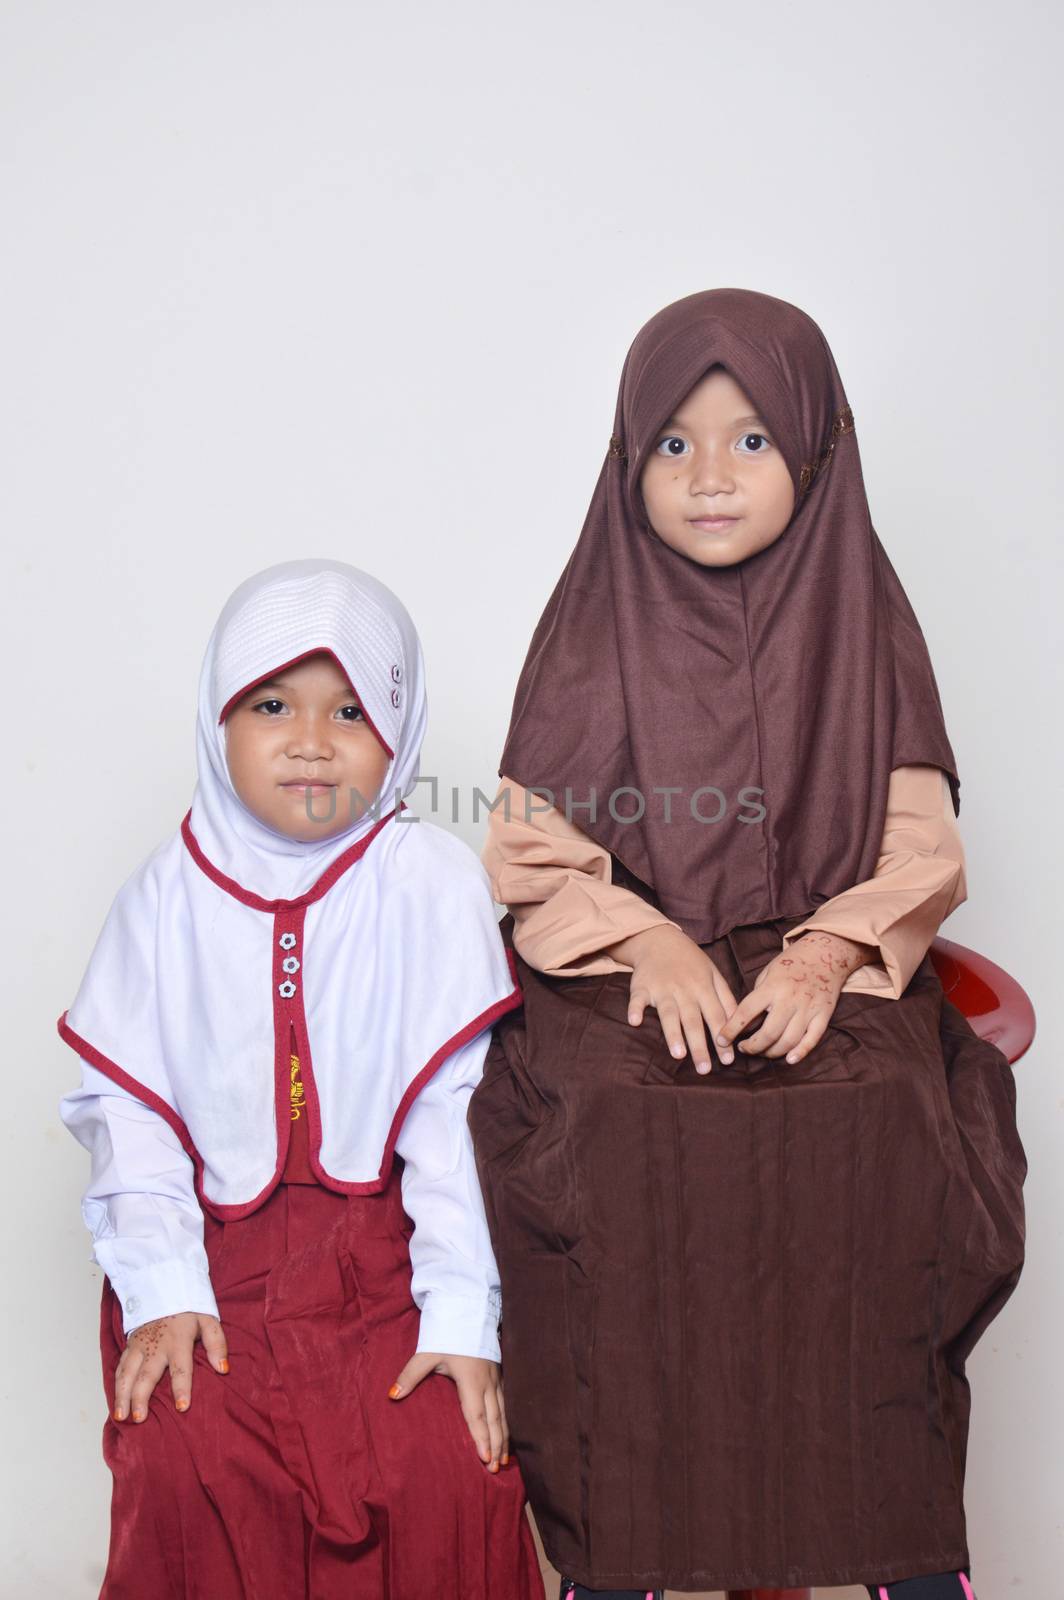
[2,1,1059,1594]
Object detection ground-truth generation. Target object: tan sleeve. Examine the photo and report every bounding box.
[481,778,681,976]
[780,764,967,1000]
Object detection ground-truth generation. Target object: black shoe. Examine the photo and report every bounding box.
[865,1572,975,1600]
[559,1581,663,1600]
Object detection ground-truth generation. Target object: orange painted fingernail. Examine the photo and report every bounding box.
[388,1383,402,1399]
[489,1460,500,1473]
[501,1453,510,1466]
[175,1397,190,1413]
[218,1359,229,1374]
[112,1407,124,1422]
[132,1408,145,1422]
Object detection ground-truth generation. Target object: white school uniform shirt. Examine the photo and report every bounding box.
[60,1026,506,1358]
[57,559,520,1359]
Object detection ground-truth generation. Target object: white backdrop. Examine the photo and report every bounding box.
[2,2,1059,1595]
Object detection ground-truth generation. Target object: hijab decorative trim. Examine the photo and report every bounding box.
[798,404,855,497]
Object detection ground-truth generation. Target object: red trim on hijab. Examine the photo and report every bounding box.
[216,646,395,760]
[57,1011,285,1221]
[55,944,523,1218]
[302,946,523,1196]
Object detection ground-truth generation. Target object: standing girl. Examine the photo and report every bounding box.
[468,290,1026,1600]
[59,557,545,1599]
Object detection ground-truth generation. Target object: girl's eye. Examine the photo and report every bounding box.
[253,698,286,716]
[654,435,690,458]
[653,432,772,458]
[338,704,365,723]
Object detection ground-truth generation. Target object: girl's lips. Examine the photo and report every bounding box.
[281,782,336,795]
[689,516,740,530]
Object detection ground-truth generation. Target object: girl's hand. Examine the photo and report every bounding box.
[716,929,877,1065]
[608,925,739,1073]
[388,1352,509,1472]
[113,1311,229,1423]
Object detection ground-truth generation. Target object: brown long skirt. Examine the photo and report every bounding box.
[468,913,1027,1594]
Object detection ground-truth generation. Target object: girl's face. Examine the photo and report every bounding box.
[639,366,796,567]
[225,652,391,841]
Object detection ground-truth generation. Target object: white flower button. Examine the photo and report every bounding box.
[282,956,300,974]
[279,980,297,999]
[279,932,297,951]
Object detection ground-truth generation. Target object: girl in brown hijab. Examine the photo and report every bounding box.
[468,289,1026,1600]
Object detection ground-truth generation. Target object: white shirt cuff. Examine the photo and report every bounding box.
[104,1256,220,1335]
[415,1288,502,1362]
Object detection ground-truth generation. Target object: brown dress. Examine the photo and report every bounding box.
[472,287,1027,1591]
[469,871,1026,1593]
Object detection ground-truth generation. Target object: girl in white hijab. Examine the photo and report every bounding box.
[59,558,544,1600]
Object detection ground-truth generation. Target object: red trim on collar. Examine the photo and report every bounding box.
[179,805,398,912]
[216,647,395,760]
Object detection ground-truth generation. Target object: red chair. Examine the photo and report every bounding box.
[928,936,1036,1065]
[725,937,1035,1600]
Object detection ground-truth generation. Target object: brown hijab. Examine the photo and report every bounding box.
[499,288,961,945]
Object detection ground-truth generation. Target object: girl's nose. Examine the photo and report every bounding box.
[285,716,334,761]
[690,448,736,497]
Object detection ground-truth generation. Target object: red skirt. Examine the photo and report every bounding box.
[97,1163,544,1599]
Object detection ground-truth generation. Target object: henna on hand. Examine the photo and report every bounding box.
[112,1311,228,1423]
[717,929,878,1065]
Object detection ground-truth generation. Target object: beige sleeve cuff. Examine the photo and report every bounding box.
[481,779,680,976]
[781,764,967,1000]
[481,766,965,997]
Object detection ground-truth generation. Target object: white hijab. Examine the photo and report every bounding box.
[59,560,518,1215]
